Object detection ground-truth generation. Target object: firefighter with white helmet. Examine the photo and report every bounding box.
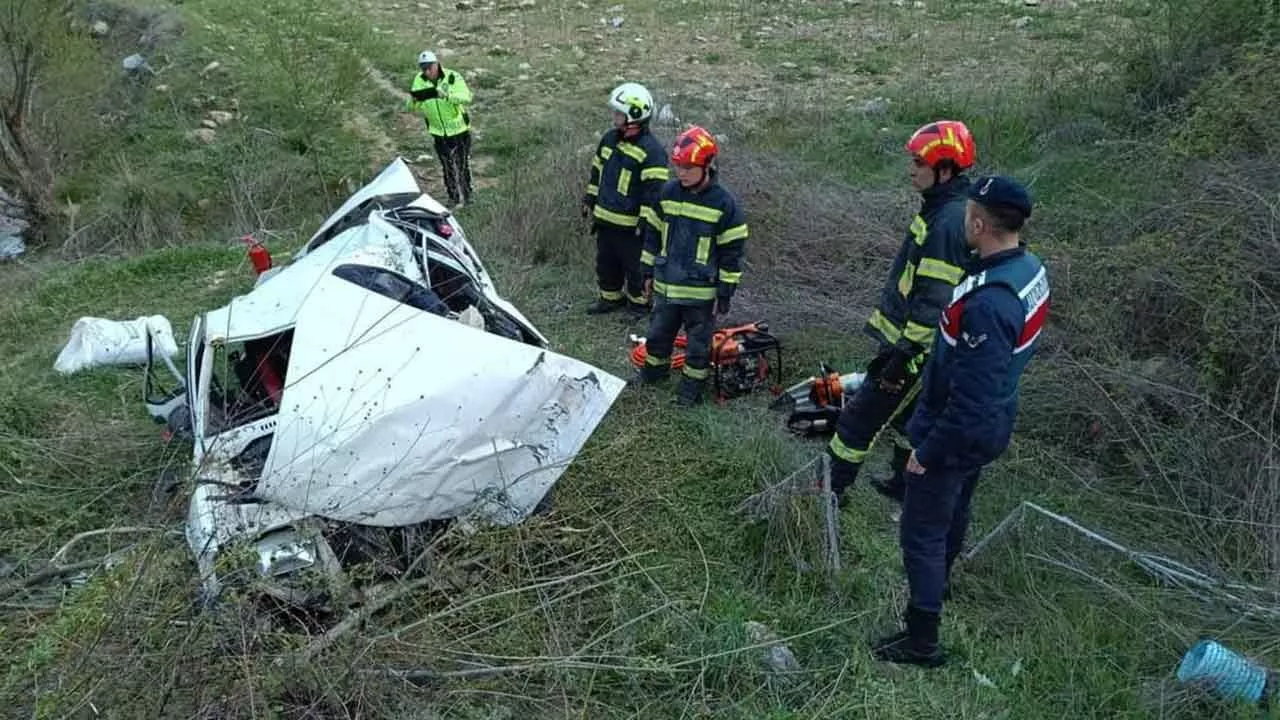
[581,82,670,316]
[405,49,474,209]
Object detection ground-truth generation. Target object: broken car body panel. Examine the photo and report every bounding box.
[257,267,614,527]
[146,157,625,606]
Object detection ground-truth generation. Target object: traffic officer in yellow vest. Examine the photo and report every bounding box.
[405,50,474,209]
[581,83,670,316]
[825,121,977,508]
[635,125,748,406]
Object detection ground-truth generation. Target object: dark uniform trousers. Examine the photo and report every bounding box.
[900,463,982,613]
[594,223,645,305]
[433,131,473,206]
[828,348,924,495]
[640,296,715,399]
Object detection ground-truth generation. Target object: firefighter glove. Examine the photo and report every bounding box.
[879,346,912,389]
[716,294,731,316]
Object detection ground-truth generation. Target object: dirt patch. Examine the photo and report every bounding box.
[83,0,185,54]
[356,0,1128,134]
[362,57,410,103]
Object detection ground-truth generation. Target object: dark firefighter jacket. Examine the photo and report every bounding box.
[584,128,670,232]
[640,176,748,305]
[907,244,1051,470]
[866,175,972,357]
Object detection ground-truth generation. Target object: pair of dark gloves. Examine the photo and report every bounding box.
[409,85,449,102]
[581,198,734,315]
[876,342,920,391]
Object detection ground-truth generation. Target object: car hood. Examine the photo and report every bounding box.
[253,270,625,526]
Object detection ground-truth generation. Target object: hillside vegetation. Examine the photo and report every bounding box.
[2,0,1280,717]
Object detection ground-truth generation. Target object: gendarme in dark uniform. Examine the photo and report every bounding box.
[871,175,1051,668]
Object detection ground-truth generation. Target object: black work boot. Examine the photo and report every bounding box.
[871,605,946,668]
[870,444,910,503]
[676,377,705,407]
[626,300,650,319]
[628,365,669,387]
[586,297,626,315]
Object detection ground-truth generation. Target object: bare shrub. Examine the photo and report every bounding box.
[1029,131,1280,581]
[476,139,591,268]
[0,0,88,244]
[722,146,907,334]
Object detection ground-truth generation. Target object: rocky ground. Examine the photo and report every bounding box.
[354,0,1129,196]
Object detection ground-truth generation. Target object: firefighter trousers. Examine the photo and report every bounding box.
[641,297,714,399]
[594,223,646,305]
[900,463,983,614]
[827,347,923,495]
[433,131,473,206]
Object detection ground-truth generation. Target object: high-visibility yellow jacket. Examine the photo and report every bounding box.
[405,67,472,137]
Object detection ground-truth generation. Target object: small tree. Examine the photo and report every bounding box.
[0,0,78,245]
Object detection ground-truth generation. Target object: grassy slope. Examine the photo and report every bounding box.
[2,0,1274,718]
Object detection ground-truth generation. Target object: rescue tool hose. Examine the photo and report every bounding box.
[629,334,689,370]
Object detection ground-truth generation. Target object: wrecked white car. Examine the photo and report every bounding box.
[144,158,626,609]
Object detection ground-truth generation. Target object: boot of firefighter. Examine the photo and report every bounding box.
[632,357,671,386]
[676,376,706,407]
[625,295,651,319]
[586,296,626,315]
[871,605,945,668]
[870,444,911,503]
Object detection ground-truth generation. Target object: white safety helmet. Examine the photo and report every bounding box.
[608,82,654,124]
[417,50,438,66]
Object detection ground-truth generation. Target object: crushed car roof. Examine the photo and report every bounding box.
[204,218,416,342]
[192,156,627,528]
[205,159,454,343]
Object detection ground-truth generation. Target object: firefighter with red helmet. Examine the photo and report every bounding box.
[825,120,977,507]
[634,125,748,406]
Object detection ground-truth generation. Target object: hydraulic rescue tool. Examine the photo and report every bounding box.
[769,363,866,437]
[629,321,784,403]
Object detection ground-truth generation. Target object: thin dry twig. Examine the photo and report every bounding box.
[372,613,867,684]
[51,526,158,566]
[302,575,444,662]
[0,558,104,601]
[377,552,656,641]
